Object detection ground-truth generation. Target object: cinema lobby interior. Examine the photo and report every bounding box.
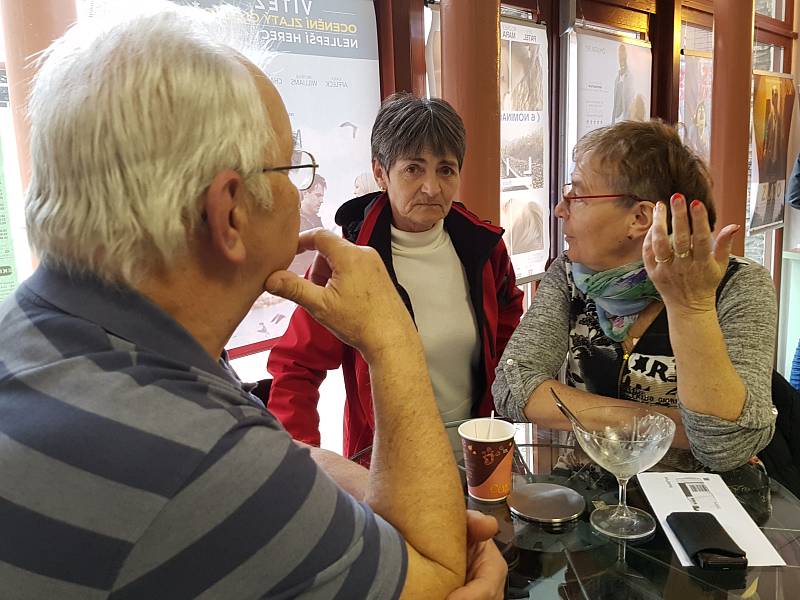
[1,0,800,598]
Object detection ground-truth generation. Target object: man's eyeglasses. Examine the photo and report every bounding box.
[561,183,651,214]
[263,150,318,191]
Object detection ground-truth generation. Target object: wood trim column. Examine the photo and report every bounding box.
[548,0,563,263]
[1,0,77,189]
[374,0,426,98]
[651,0,681,123]
[440,0,501,224]
[709,0,755,256]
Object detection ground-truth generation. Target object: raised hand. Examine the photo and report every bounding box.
[643,193,740,316]
[264,228,416,360]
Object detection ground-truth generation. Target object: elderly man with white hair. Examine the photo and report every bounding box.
[0,5,505,599]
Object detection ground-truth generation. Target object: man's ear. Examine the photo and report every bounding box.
[629,201,655,240]
[202,169,248,264]
[372,159,387,190]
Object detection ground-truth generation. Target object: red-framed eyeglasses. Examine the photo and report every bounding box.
[561,183,652,213]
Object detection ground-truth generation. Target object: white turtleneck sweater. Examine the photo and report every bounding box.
[390,220,480,434]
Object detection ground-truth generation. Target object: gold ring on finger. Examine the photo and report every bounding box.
[654,253,674,264]
[676,248,692,259]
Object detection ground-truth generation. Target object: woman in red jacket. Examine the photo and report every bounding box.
[268,93,524,463]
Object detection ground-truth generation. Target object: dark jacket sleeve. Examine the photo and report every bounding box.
[492,239,524,363]
[267,306,345,446]
[787,153,800,210]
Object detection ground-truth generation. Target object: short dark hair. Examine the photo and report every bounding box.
[371,93,466,171]
[574,119,716,231]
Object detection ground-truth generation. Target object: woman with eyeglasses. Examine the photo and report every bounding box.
[493,120,777,475]
[268,93,524,464]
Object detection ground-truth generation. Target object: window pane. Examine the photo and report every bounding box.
[754,42,784,72]
[755,0,785,21]
[681,22,713,53]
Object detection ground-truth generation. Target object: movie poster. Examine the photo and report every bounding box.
[0,134,17,303]
[84,0,381,354]
[499,19,549,278]
[0,63,19,302]
[750,72,796,233]
[211,0,381,354]
[679,52,713,163]
[575,31,651,140]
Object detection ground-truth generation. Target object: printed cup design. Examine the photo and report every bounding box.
[458,418,516,502]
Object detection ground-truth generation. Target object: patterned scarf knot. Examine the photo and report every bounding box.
[571,260,660,342]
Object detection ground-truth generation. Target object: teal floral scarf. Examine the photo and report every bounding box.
[571,261,660,342]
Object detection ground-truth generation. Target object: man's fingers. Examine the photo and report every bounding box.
[308,251,332,286]
[465,510,499,542]
[446,538,507,600]
[295,228,323,254]
[445,579,496,600]
[264,270,324,309]
[294,228,356,264]
[304,228,357,260]
[263,270,303,300]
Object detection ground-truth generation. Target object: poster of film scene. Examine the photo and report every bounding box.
[182,0,380,352]
[0,69,19,302]
[679,53,713,163]
[575,32,651,140]
[499,19,549,278]
[750,73,796,233]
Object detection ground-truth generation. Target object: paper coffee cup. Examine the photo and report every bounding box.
[458,418,516,502]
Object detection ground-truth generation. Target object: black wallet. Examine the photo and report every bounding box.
[666,512,748,570]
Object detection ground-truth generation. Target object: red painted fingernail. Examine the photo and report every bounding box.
[691,200,701,208]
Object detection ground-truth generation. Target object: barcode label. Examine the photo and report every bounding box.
[677,479,720,511]
[687,483,710,493]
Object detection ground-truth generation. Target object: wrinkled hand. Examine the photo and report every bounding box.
[643,194,740,315]
[265,229,415,359]
[447,511,506,600]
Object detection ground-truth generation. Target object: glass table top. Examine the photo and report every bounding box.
[466,423,800,600]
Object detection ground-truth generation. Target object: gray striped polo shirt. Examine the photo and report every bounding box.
[0,266,406,599]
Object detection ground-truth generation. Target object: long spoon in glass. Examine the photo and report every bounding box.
[549,388,588,431]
